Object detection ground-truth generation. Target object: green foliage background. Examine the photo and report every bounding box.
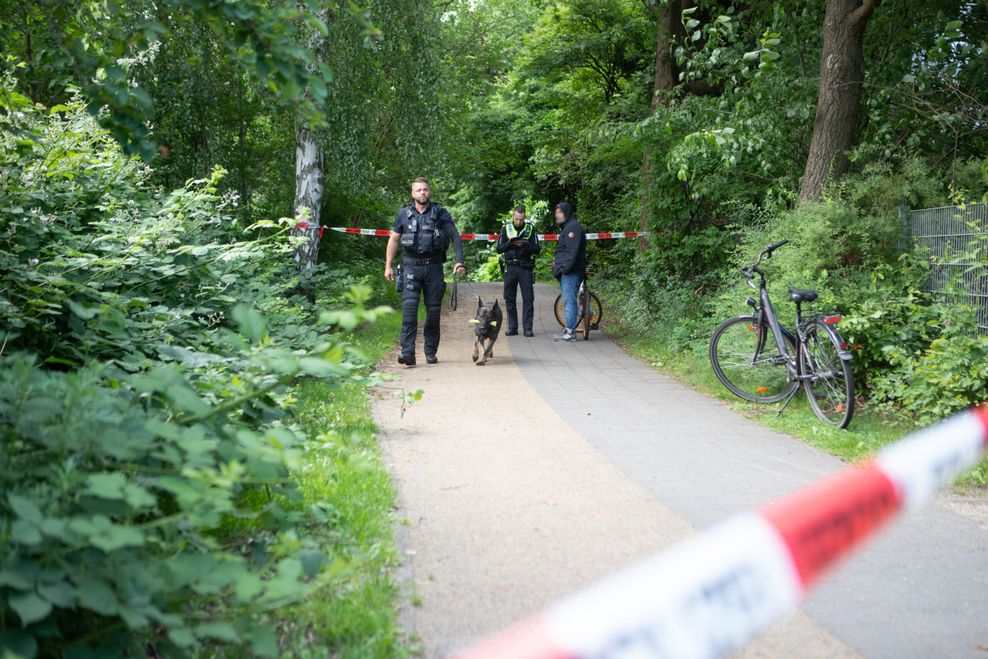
[2,0,988,655]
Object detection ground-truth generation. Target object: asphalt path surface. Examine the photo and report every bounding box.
[373,282,987,658]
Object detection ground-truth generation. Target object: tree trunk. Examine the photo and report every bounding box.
[799,0,881,202]
[291,8,328,269]
[639,0,682,251]
[292,120,324,268]
[236,92,252,222]
[650,0,681,107]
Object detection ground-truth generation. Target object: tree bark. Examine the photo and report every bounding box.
[292,120,324,269]
[650,0,681,108]
[639,0,683,251]
[291,8,328,269]
[799,0,881,202]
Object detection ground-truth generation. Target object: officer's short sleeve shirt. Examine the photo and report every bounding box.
[392,208,407,234]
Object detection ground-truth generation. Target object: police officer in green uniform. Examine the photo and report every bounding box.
[496,204,540,337]
[385,178,465,366]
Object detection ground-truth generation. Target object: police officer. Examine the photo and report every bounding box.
[384,178,465,366]
[496,204,540,337]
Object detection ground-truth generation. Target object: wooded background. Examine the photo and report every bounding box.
[1,1,987,656]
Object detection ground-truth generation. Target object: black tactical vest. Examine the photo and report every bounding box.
[399,204,444,256]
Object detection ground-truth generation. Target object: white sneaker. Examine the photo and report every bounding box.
[553,329,575,342]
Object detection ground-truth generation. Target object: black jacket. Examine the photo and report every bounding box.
[496,221,541,267]
[552,204,586,277]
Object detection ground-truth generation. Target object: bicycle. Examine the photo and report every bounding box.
[554,269,602,340]
[709,240,855,428]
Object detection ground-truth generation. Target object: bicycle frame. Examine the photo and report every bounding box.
[756,280,796,372]
[743,243,801,381]
[580,268,593,295]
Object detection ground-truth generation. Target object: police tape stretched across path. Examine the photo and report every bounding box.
[452,405,988,659]
[299,224,647,241]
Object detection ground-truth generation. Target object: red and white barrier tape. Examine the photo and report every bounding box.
[294,223,645,242]
[456,406,988,659]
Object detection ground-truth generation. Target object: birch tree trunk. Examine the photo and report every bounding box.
[799,0,881,202]
[292,7,328,269]
[292,119,324,268]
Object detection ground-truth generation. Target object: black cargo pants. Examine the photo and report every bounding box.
[400,260,445,359]
[503,264,535,333]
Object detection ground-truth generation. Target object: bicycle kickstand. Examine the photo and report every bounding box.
[776,385,799,418]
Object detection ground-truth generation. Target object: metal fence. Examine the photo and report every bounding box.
[906,202,988,334]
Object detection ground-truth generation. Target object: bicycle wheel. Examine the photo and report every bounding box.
[710,316,798,403]
[799,320,855,428]
[582,285,591,340]
[553,295,566,327]
[587,293,602,330]
[555,291,602,333]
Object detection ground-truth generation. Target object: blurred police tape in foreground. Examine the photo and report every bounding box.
[456,406,988,659]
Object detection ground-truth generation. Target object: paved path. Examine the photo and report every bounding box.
[373,282,988,658]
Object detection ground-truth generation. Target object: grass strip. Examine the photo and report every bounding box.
[270,311,409,658]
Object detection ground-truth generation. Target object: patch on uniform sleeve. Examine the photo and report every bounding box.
[568,231,575,238]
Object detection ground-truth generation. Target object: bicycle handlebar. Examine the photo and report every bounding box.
[763,239,789,256]
[739,240,790,288]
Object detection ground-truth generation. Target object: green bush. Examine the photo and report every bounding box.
[474,249,503,282]
[837,263,939,390]
[869,308,988,424]
[0,75,393,657]
[1,351,303,658]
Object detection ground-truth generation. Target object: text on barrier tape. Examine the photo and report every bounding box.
[456,405,988,659]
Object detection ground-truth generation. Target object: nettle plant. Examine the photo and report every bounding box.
[0,74,391,657]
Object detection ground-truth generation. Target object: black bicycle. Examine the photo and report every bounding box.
[709,240,855,428]
[554,269,602,340]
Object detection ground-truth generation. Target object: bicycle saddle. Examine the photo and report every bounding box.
[789,287,818,303]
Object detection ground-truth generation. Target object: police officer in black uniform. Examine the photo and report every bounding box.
[385,178,465,366]
[496,204,540,337]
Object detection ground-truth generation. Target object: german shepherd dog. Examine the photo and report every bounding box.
[471,297,502,366]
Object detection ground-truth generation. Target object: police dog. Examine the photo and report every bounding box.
[471,297,502,366]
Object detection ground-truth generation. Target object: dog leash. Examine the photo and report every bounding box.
[449,272,482,311]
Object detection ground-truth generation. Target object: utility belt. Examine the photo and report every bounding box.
[505,259,535,269]
[402,253,443,266]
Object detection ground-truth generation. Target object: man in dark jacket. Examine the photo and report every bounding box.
[496,204,541,337]
[384,177,465,366]
[550,201,587,342]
